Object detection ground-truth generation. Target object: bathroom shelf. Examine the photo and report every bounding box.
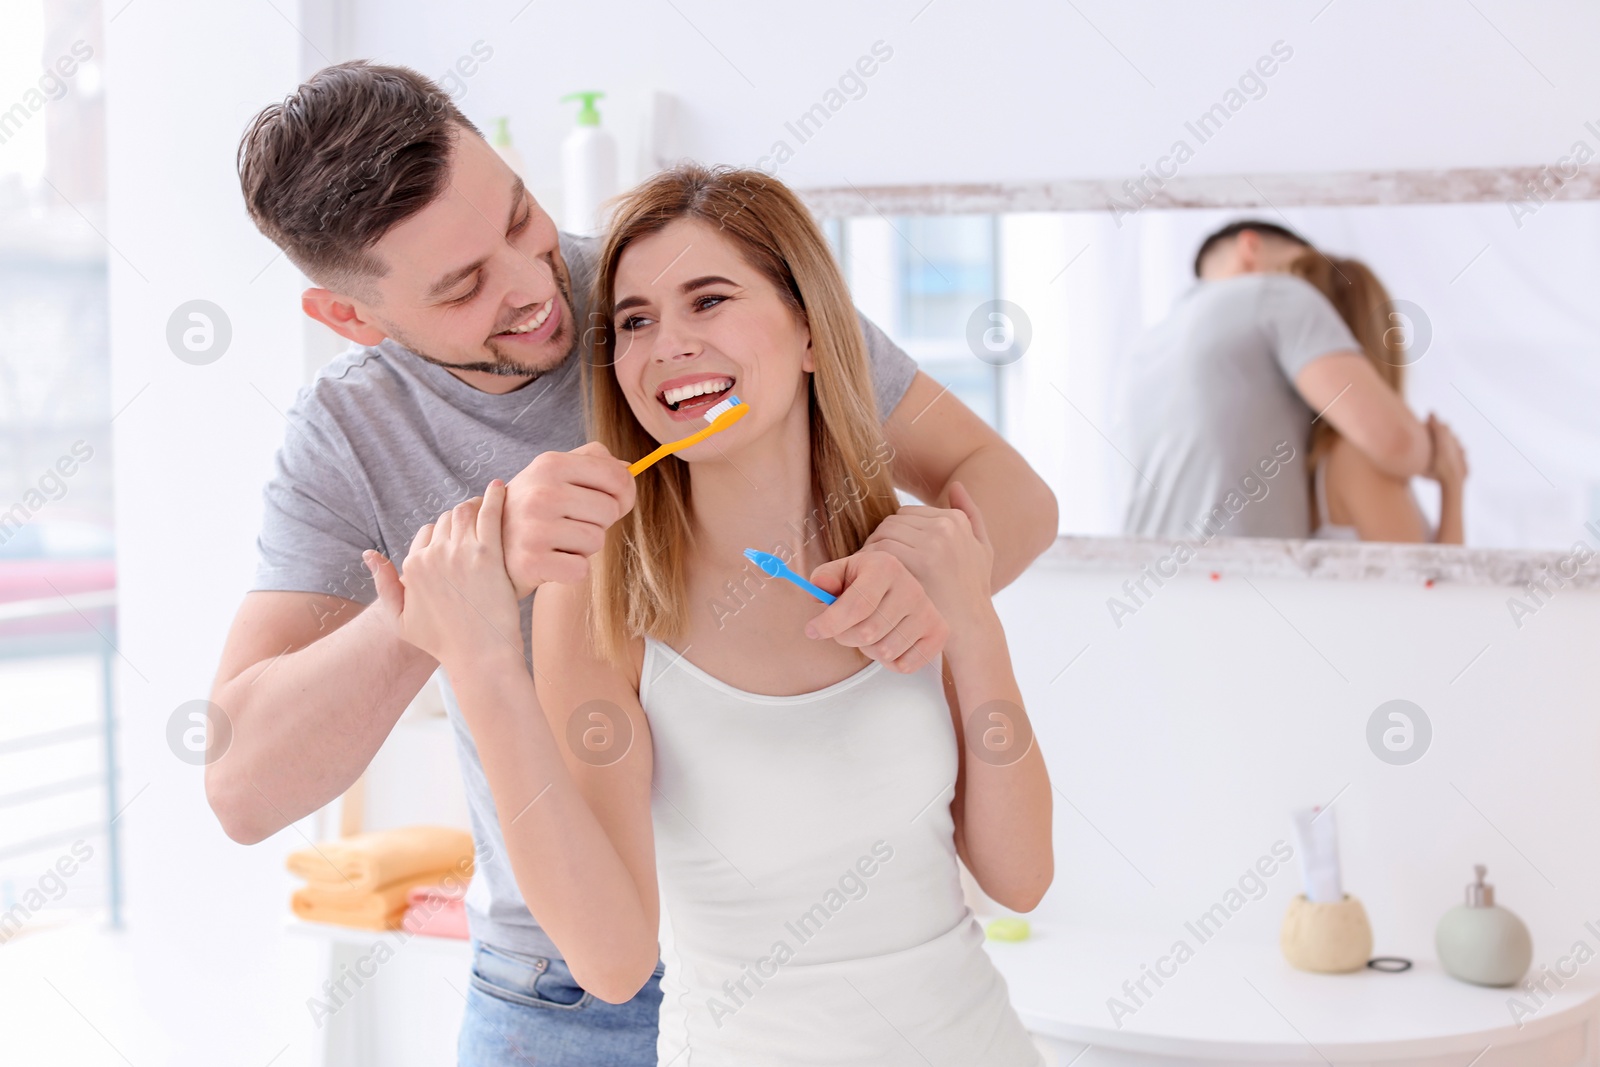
[986,922,1599,1065]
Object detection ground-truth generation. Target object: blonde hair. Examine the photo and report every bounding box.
[1286,250,1407,470]
[581,164,900,670]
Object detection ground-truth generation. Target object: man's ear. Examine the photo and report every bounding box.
[302,288,389,346]
[1233,230,1265,272]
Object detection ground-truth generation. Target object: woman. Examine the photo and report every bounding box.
[1287,251,1469,543]
[375,164,1051,1065]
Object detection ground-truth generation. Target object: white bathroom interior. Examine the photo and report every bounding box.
[3,1,1600,1064]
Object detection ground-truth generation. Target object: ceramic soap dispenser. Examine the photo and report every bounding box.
[1435,864,1532,987]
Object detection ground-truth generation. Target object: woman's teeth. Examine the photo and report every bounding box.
[501,298,554,334]
[662,377,733,410]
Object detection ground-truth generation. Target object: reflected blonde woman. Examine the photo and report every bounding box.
[1288,252,1468,543]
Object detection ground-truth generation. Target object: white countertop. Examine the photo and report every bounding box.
[984,922,1599,1061]
[286,914,1600,1059]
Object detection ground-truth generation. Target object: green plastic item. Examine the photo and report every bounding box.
[492,116,514,147]
[560,92,605,127]
[985,917,1031,942]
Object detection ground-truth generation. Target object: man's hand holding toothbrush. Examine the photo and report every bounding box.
[492,396,739,599]
[500,441,637,598]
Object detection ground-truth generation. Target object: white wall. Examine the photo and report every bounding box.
[345,0,1600,202]
[106,2,329,1064]
[997,559,1600,978]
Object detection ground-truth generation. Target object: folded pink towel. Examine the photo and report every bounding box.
[402,884,469,940]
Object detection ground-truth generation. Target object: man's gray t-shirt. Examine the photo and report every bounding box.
[250,231,918,961]
[1118,272,1359,540]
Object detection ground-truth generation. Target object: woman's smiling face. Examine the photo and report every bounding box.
[610,217,814,454]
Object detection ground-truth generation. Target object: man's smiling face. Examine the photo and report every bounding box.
[344,130,577,392]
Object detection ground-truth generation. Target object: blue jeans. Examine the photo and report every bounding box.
[457,939,664,1066]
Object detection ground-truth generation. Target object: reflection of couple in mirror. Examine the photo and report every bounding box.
[1121,220,1468,545]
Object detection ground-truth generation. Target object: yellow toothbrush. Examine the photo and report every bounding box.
[628,396,748,477]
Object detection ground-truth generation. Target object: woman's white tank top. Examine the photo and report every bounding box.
[639,637,1042,1066]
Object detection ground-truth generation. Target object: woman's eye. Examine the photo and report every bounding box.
[695,295,728,311]
[617,315,651,332]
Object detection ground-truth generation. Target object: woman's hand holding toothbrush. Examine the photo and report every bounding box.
[363,480,524,672]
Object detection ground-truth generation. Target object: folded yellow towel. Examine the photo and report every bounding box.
[286,826,474,893]
[291,871,455,931]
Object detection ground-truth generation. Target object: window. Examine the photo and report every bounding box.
[0,0,118,931]
[896,215,1000,430]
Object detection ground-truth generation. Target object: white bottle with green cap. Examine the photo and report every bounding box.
[560,91,617,237]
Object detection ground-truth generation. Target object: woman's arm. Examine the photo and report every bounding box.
[862,483,1053,911]
[452,636,659,1003]
[941,617,1054,912]
[366,482,659,1003]
[1424,414,1468,545]
[1435,482,1465,546]
[522,579,661,995]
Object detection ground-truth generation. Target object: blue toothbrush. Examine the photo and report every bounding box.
[743,548,836,605]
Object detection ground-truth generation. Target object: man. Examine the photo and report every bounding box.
[1119,219,1431,539]
[206,61,1056,1065]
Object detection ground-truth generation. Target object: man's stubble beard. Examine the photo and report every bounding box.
[387,256,579,382]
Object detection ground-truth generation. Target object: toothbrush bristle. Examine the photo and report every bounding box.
[703,394,744,422]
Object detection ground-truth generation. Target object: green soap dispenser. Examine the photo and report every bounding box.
[1435,864,1533,987]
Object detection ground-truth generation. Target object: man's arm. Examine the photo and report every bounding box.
[205,591,437,844]
[211,427,634,846]
[883,371,1058,591]
[1296,354,1431,481]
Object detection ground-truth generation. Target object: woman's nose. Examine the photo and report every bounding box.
[651,314,700,362]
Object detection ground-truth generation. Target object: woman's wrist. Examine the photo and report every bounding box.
[942,602,1007,672]
[438,643,531,692]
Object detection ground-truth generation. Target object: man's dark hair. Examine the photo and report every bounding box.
[237,61,481,293]
[1192,219,1310,277]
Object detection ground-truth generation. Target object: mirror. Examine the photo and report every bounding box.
[821,196,1600,551]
